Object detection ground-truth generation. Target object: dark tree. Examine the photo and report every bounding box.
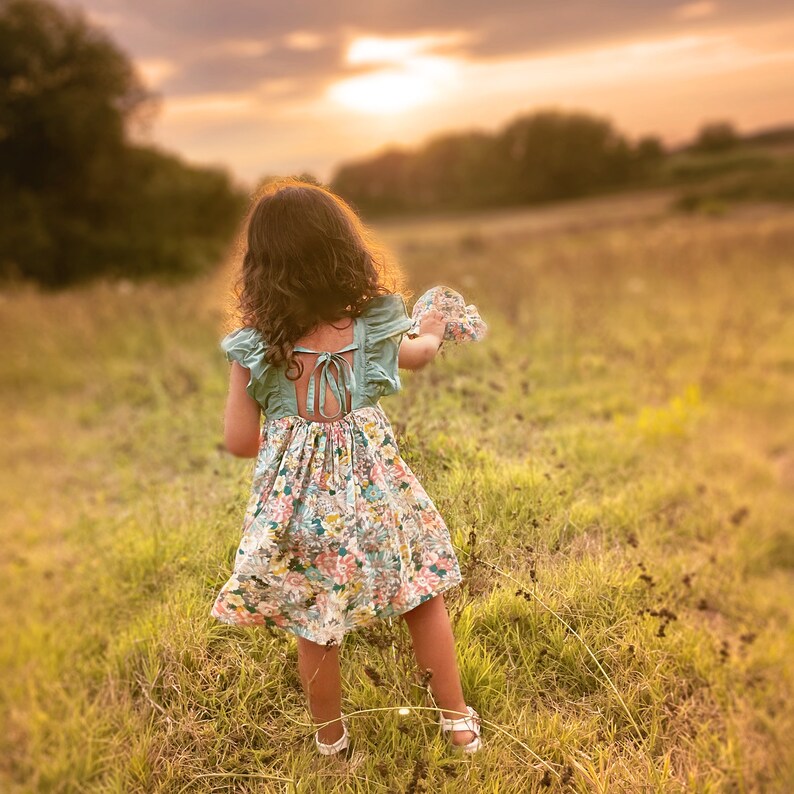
[631,135,666,177]
[331,148,414,215]
[0,0,244,287]
[405,131,511,210]
[496,110,634,202]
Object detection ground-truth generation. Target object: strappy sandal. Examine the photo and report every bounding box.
[314,714,350,757]
[439,705,482,754]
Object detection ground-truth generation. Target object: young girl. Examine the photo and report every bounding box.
[210,179,482,756]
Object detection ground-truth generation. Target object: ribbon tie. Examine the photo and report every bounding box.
[294,342,358,419]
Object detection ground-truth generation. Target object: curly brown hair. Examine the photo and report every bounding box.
[229,177,407,380]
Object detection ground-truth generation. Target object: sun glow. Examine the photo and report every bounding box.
[347,34,456,65]
[327,34,462,115]
[328,70,434,114]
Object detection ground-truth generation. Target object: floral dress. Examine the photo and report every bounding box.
[210,293,463,646]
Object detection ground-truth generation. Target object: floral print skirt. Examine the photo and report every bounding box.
[210,404,463,645]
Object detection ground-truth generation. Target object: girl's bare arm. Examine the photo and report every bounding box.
[398,310,445,371]
[223,362,262,457]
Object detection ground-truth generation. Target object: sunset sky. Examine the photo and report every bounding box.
[61,1,793,187]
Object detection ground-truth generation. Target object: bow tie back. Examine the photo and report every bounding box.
[297,344,358,419]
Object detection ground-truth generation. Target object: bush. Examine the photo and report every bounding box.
[693,121,740,153]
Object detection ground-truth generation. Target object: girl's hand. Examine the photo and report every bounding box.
[419,309,446,342]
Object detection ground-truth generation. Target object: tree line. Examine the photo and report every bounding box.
[328,112,783,217]
[329,112,666,216]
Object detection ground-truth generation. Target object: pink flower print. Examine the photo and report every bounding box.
[319,589,348,619]
[389,457,414,482]
[268,494,294,523]
[412,567,441,596]
[369,457,387,483]
[314,550,340,579]
[284,571,307,597]
[334,552,359,585]
[254,600,288,627]
[390,581,412,612]
[424,551,449,575]
[420,508,442,531]
[371,588,389,610]
[255,599,277,617]
[231,606,264,626]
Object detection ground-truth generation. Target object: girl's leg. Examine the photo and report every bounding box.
[400,594,477,746]
[296,636,344,744]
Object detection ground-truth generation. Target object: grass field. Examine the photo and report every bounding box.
[1,193,792,792]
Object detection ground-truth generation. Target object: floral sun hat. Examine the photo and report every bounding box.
[407,285,488,343]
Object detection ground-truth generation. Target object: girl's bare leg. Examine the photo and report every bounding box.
[401,594,477,746]
[296,637,344,744]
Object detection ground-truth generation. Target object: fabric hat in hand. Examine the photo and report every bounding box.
[407,285,488,343]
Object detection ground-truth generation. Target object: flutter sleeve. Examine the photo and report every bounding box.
[361,293,413,401]
[219,326,274,409]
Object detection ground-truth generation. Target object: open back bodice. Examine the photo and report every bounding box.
[220,293,414,422]
[292,339,359,421]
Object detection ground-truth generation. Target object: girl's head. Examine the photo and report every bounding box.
[232,177,404,374]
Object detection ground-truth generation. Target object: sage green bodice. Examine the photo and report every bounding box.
[220,293,413,419]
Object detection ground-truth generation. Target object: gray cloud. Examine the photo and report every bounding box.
[62,0,791,98]
[161,43,346,95]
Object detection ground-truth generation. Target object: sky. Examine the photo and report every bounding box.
[61,0,794,187]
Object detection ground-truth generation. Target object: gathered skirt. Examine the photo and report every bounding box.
[210,404,463,645]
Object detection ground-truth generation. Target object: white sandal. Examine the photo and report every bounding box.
[314,714,350,756]
[439,705,482,754]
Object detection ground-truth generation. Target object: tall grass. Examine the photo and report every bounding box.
[1,196,792,792]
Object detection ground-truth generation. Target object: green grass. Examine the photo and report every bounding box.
[1,194,793,792]
[672,157,794,216]
[660,147,777,185]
